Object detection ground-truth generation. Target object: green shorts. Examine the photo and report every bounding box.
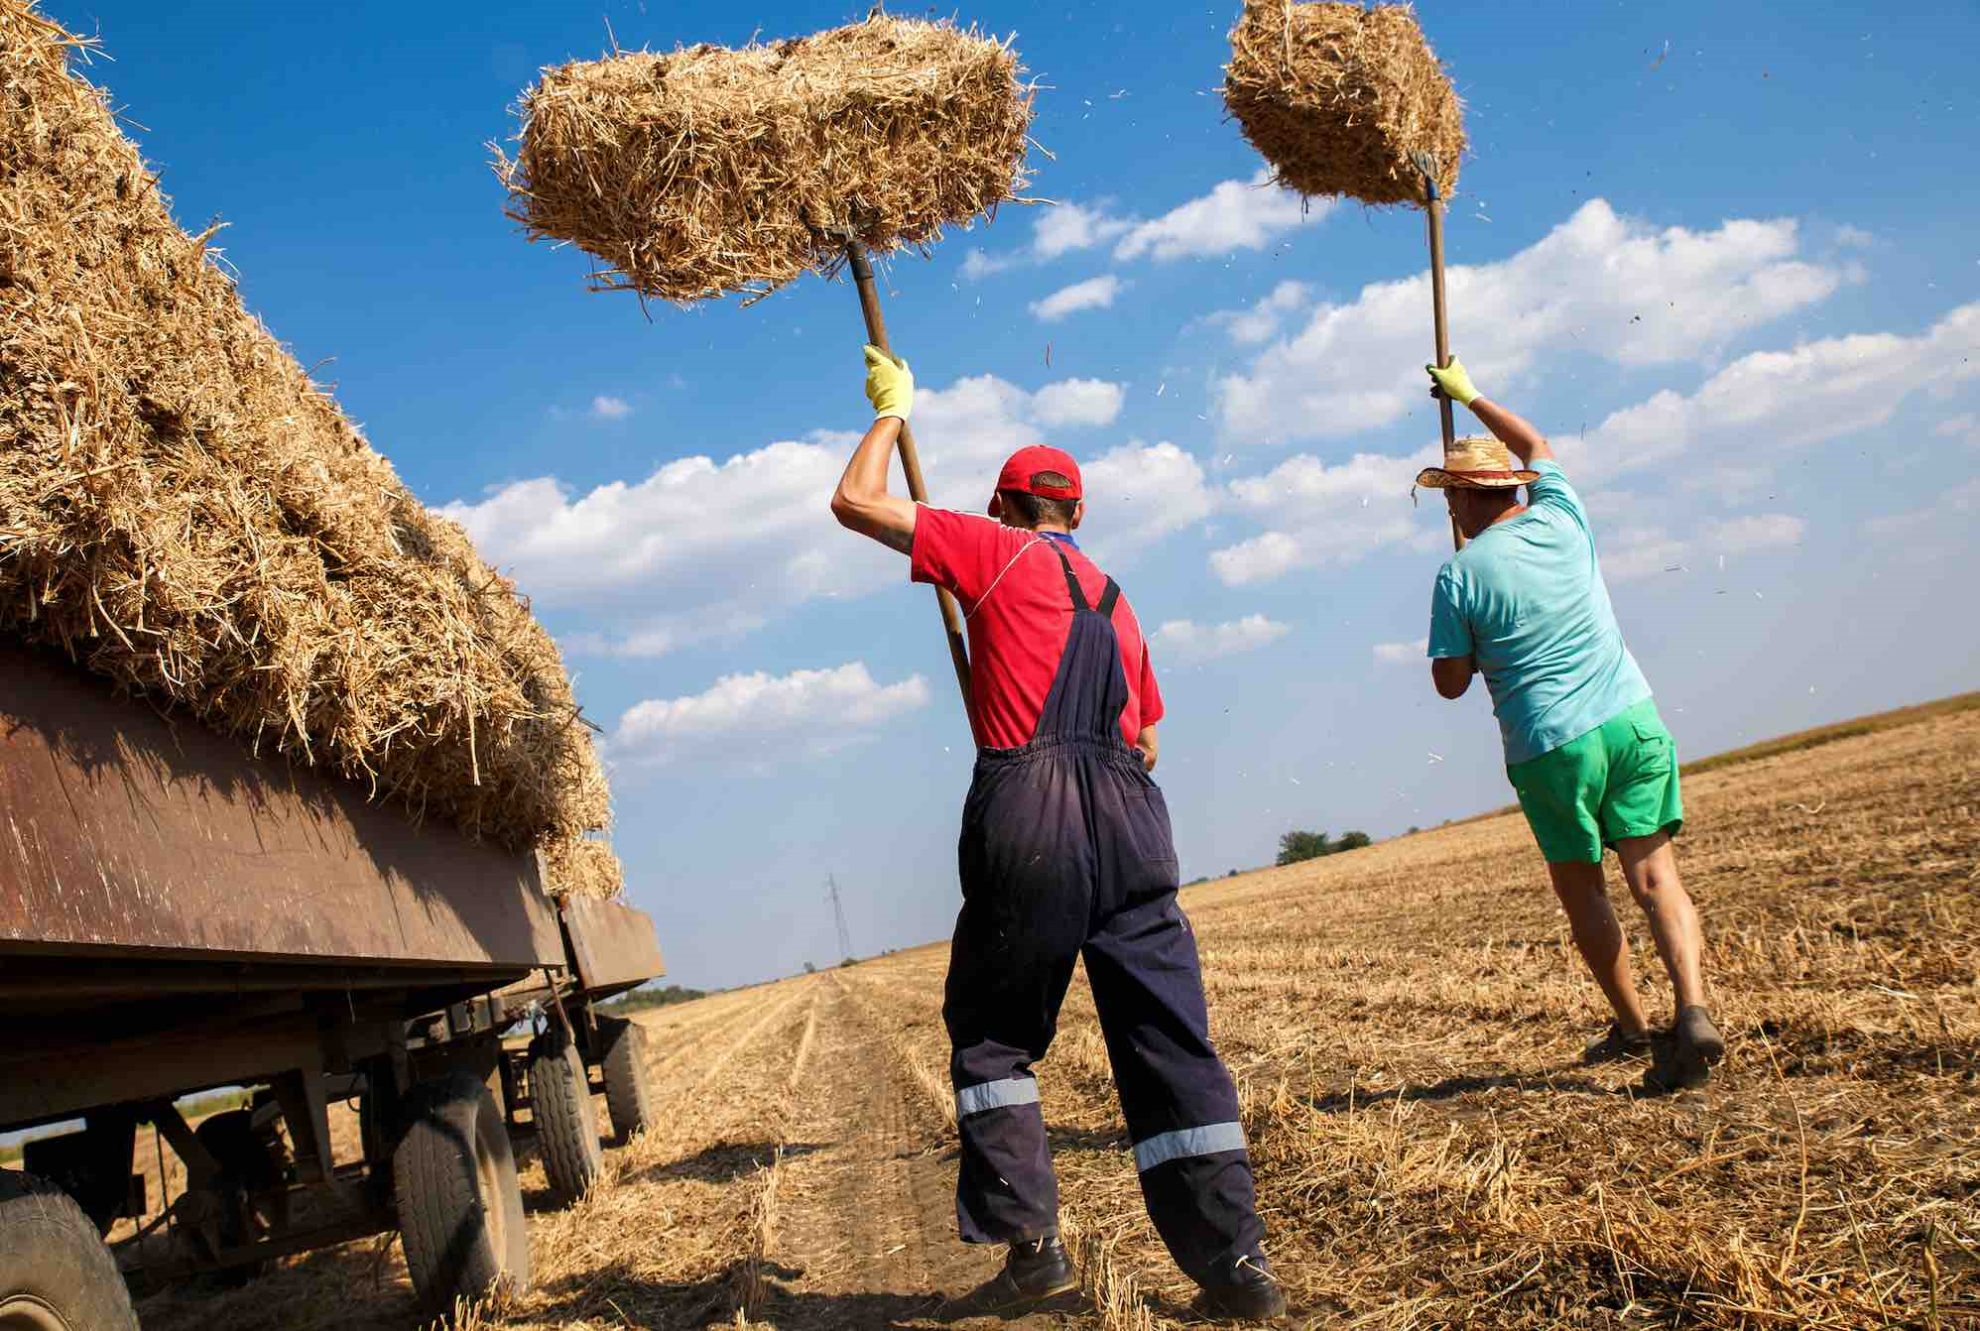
[1506,699,1683,864]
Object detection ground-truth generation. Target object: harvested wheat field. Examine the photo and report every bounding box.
[130,703,1977,1329]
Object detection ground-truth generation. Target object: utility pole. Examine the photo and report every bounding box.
[825,874,853,964]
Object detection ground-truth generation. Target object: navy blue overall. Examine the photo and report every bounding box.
[942,539,1263,1286]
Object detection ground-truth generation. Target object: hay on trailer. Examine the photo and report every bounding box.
[1224,1,1464,207]
[493,15,1034,305]
[542,836,625,901]
[0,0,609,852]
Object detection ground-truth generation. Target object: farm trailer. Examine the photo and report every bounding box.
[0,644,662,1327]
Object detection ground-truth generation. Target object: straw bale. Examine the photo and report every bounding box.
[494,15,1033,304]
[0,1,609,852]
[1224,1,1464,207]
[541,836,625,901]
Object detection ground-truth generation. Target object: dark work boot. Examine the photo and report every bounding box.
[1583,1020,1654,1065]
[1191,1252,1288,1322]
[939,1235,1079,1320]
[1643,1005,1725,1093]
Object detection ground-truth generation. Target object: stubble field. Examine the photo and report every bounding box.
[129,705,1978,1330]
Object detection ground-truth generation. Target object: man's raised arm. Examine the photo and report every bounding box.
[830,345,919,555]
[1426,357,1554,465]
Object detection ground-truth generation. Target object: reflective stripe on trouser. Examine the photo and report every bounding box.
[942,543,1263,1282]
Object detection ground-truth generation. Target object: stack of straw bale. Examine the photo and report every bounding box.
[541,836,627,902]
[1224,1,1464,206]
[0,0,614,877]
[494,15,1034,304]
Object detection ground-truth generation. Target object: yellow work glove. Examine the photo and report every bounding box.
[1425,356,1481,407]
[863,344,913,422]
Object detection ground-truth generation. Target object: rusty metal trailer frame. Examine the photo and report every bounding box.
[0,644,665,1313]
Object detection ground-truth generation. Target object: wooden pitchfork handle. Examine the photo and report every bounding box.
[843,244,975,724]
[1414,152,1466,553]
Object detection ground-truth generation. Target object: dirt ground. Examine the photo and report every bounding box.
[124,708,1978,1329]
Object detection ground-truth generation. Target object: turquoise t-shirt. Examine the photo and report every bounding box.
[1427,460,1651,765]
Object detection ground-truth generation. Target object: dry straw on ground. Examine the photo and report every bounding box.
[1225,0,1464,206]
[494,15,1034,304]
[0,1,609,852]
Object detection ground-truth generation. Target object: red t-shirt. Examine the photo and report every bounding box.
[910,507,1164,749]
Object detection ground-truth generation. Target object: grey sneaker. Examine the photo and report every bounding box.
[1643,1006,1725,1092]
[1583,1021,1655,1065]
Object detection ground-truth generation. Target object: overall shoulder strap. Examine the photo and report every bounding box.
[1046,541,1090,612]
[1095,579,1120,618]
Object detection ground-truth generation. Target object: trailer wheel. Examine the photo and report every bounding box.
[0,1172,139,1331]
[599,1018,657,1142]
[392,1074,530,1312]
[528,1031,603,1204]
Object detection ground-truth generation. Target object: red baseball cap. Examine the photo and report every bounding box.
[994,445,1083,500]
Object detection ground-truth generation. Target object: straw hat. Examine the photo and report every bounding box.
[1413,436,1540,489]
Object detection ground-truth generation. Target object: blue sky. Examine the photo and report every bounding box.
[52,0,1980,990]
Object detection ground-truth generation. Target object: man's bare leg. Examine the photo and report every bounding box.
[1546,860,1650,1036]
[1612,831,1707,1012]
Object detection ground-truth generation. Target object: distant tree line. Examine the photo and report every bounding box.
[1276,829,1372,866]
[601,983,708,1012]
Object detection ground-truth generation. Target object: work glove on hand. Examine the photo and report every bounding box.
[1425,356,1481,407]
[863,344,913,422]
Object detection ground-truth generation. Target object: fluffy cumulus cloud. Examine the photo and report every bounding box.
[1031,378,1125,428]
[1080,441,1217,563]
[1557,301,1980,487]
[1153,614,1290,664]
[1935,412,1977,442]
[1372,637,1428,665]
[1209,446,1439,585]
[1030,275,1125,322]
[1215,199,1850,444]
[609,663,929,764]
[1864,478,1980,540]
[1114,171,1323,262]
[443,373,1135,653]
[960,202,1133,279]
[590,394,633,421]
[1209,281,1312,346]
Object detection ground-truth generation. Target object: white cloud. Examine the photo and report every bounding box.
[1209,281,1312,346]
[1153,615,1291,664]
[1030,275,1125,322]
[610,662,929,764]
[1034,202,1134,259]
[1215,199,1848,444]
[1558,301,1980,487]
[1864,478,1980,540]
[1372,638,1428,665]
[1031,378,1125,428]
[1934,412,1976,442]
[1081,442,1216,562]
[1209,447,1438,585]
[590,394,633,421]
[1601,513,1804,582]
[444,373,1134,652]
[1114,171,1324,262]
[960,248,1017,281]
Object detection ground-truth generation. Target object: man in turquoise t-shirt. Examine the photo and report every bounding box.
[1420,357,1724,1092]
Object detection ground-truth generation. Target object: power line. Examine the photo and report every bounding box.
[825,874,853,963]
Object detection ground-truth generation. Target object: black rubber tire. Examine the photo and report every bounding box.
[392,1073,531,1312]
[0,1171,139,1331]
[528,1031,603,1204]
[599,1018,657,1142]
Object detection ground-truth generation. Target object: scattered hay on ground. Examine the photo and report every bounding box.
[494,14,1034,304]
[0,0,608,851]
[1224,1,1464,206]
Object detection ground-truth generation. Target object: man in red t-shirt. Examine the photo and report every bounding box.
[830,347,1283,1323]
